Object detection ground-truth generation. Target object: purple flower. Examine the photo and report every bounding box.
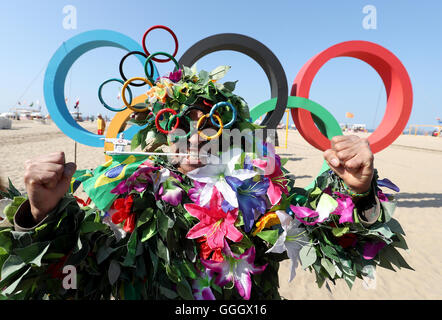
[192,269,216,300]
[377,190,389,202]
[363,241,386,260]
[188,181,206,205]
[225,177,270,233]
[157,174,184,206]
[201,243,267,300]
[377,178,400,192]
[111,164,160,195]
[167,69,182,83]
[332,192,355,224]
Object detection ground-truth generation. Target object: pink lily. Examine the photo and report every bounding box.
[185,188,243,250]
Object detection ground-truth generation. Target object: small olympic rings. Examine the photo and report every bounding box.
[209,101,237,128]
[197,114,223,141]
[121,77,153,112]
[142,25,179,63]
[155,108,179,134]
[99,78,131,112]
[144,52,180,83]
[167,114,193,142]
[119,51,154,87]
[181,105,211,129]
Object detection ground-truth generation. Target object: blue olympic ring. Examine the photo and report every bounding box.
[43,30,160,147]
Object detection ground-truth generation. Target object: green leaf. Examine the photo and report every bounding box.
[108,260,121,285]
[320,244,340,263]
[141,220,157,242]
[299,245,317,269]
[160,286,178,299]
[331,227,350,237]
[386,218,405,236]
[137,208,154,228]
[15,242,50,267]
[0,255,26,281]
[178,260,198,280]
[2,266,31,296]
[209,65,231,80]
[80,221,107,234]
[176,279,194,300]
[198,70,209,83]
[4,196,26,224]
[256,229,279,245]
[321,258,336,278]
[223,81,237,92]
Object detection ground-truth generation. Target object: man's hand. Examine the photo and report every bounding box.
[323,135,374,194]
[24,152,76,224]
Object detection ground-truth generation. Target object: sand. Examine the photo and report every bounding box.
[1,119,441,299]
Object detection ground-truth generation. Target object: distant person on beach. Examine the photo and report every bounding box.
[97,114,106,135]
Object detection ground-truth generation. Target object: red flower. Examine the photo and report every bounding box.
[197,237,224,262]
[336,233,357,249]
[111,195,136,233]
[74,196,92,207]
[47,255,69,279]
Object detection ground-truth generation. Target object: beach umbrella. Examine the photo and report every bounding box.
[74,99,80,109]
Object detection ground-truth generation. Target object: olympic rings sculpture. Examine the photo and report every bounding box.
[43,25,413,166]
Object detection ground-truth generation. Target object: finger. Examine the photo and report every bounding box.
[333,136,361,152]
[27,162,65,179]
[336,145,360,162]
[331,135,353,148]
[26,170,60,189]
[30,152,66,165]
[323,149,345,175]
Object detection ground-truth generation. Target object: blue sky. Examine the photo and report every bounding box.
[0,0,441,129]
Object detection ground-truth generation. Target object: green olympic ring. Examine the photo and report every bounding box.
[250,96,343,191]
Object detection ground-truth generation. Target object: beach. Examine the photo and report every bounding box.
[1,119,441,299]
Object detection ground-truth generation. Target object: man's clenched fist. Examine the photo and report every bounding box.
[323,135,374,194]
[24,152,76,223]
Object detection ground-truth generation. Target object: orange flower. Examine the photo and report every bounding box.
[252,212,280,236]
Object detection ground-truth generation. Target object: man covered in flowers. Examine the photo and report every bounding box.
[0,65,406,300]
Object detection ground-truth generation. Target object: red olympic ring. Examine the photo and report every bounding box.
[290,40,413,154]
[142,25,179,63]
[155,108,179,134]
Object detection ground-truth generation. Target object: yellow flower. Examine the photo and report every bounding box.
[252,212,280,236]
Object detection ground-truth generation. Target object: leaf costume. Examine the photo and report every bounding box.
[0,65,411,300]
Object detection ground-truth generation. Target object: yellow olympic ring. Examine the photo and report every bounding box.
[121,77,153,113]
[105,94,148,161]
[196,114,223,141]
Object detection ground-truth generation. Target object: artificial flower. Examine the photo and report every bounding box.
[192,268,216,300]
[266,211,307,282]
[290,193,338,226]
[201,243,267,300]
[156,172,184,206]
[363,241,386,260]
[225,176,270,233]
[252,212,280,236]
[332,192,355,224]
[110,194,136,233]
[336,233,357,248]
[253,143,289,205]
[188,181,206,205]
[111,162,160,195]
[166,69,182,83]
[197,237,223,262]
[186,148,257,208]
[185,188,243,250]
